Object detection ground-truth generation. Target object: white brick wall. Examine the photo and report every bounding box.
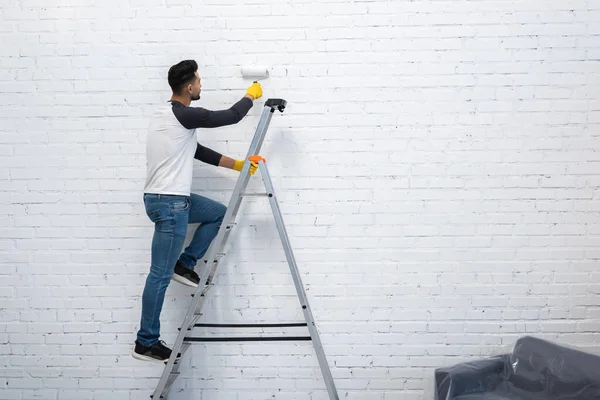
[1,0,600,398]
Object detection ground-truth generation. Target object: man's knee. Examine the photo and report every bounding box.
[147,263,175,283]
[217,204,226,221]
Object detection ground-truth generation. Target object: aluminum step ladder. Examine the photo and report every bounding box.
[151,98,339,400]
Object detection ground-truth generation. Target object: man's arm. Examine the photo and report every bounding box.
[176,97,254,129]
[194,143,223,166]
[194,144,257,174]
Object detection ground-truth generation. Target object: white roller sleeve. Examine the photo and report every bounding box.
[241,66,269,79]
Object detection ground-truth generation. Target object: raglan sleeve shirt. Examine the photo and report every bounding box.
[143,97,253,196]
[172,97,254,166]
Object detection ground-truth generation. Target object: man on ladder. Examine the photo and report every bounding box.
[135,60,339,400]
[132,59,263,363]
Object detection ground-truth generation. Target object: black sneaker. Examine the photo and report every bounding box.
[171,261,199,288]
[132,340,180,364]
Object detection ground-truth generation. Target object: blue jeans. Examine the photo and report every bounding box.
[137,193,226,347]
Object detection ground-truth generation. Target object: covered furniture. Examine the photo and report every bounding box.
[434,335,600,400]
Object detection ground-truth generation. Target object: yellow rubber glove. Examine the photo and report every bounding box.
[233,159,258,175]
[246,82,262,100]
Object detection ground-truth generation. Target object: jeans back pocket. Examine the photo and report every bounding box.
[170,197,190,212]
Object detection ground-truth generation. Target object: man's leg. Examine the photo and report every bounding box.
[133,194,189,363]
[177,193,227,271]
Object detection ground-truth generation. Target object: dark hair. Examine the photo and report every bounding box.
[168,60,198,93]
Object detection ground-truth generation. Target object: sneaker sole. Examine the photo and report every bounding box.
[171,274,199,288]
[132,351,169,364]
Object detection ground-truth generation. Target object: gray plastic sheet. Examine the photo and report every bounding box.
[433,336,600,400]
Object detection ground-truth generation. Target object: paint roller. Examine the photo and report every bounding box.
[240,66,269,83]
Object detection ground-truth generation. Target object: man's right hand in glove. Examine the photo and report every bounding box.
[244,82,262,101]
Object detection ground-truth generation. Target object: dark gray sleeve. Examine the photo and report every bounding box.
[174,97,253,129]
[194,143,222,166]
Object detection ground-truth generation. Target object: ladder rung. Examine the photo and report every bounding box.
[194,322,308,328]
[184,336,312,342]
[161,372,180,398]
[188,314,202,327]
[202,253,226,264]
[151,371,180,398]
[241,192,269,197]
[190,284,213,298]
[179,343,190,359]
